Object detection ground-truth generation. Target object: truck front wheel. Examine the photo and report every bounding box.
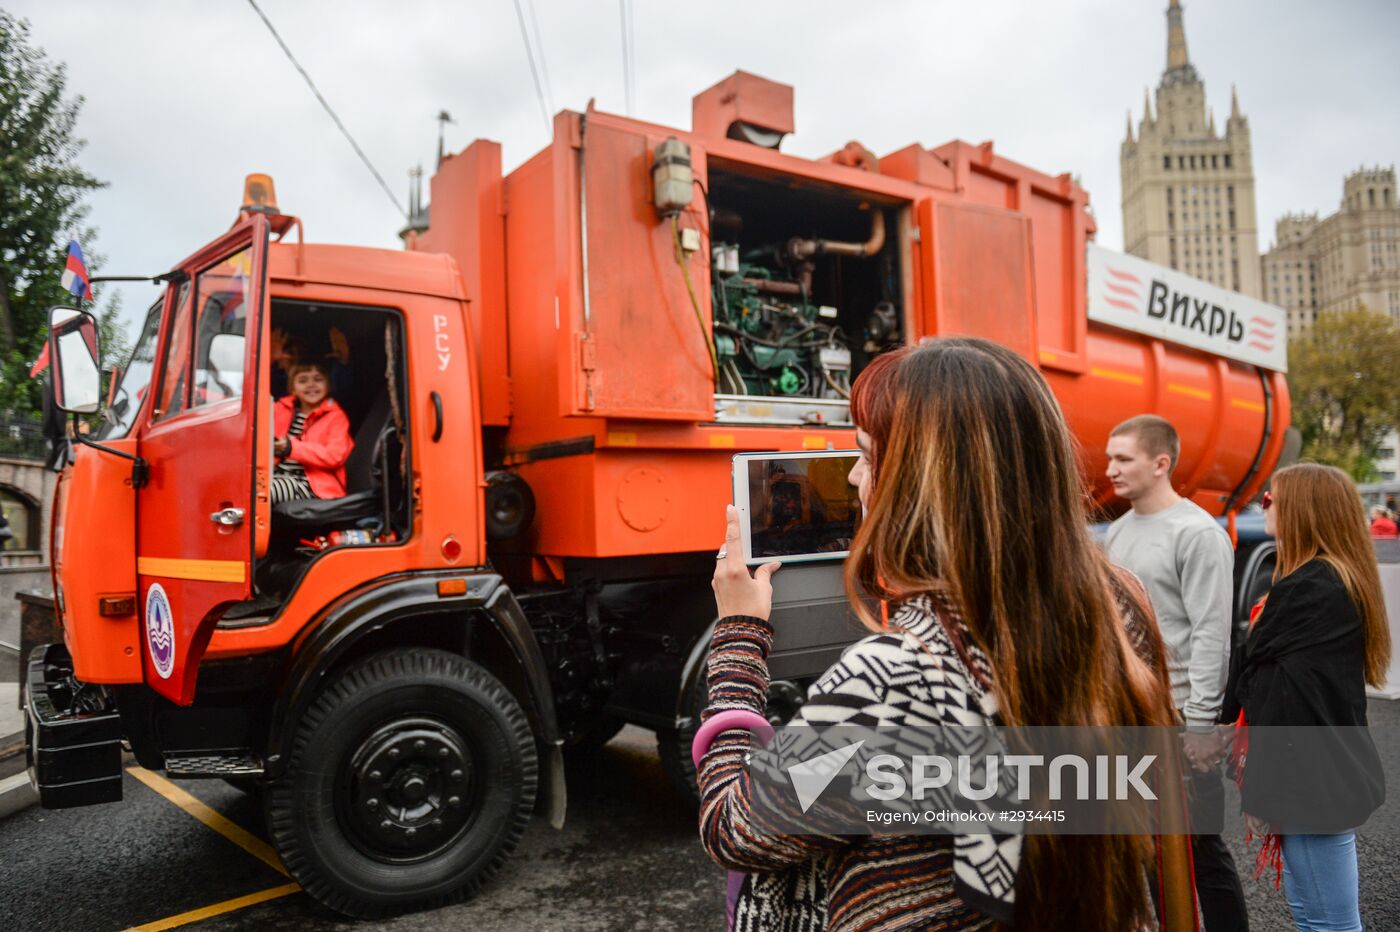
[266,648,538,918]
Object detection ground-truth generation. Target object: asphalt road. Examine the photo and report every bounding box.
[2,711,1398,931]
[0,727,722,932]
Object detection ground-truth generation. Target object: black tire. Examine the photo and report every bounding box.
[265,648,537,918]
[656,675,705,807]
[659,676,808,808]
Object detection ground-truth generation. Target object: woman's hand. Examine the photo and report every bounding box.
[712,505,781,620]
[271,327,288,367]
[1244,811,1271,838]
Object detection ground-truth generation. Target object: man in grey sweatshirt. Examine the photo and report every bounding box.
[1105,414,1248,931]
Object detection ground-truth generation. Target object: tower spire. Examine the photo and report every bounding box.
[1143,87,1153,123]
[1126,109,1135,143]
[1166,0,1190,71]
[1230,84,1242,120]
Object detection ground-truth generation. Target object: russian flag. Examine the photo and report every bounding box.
[60,240,93,301]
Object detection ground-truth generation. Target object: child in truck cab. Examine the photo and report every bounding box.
[271,359,353,504]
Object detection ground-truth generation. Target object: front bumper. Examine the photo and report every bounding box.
[25,644,123,808]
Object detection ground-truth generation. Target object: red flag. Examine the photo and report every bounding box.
[29,342,50,379]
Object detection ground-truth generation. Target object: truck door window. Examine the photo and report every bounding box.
[152,282,193,422]
[191,246,252,407]
[97,295,164,440]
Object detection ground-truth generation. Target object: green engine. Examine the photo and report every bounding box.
[710,244,851,399]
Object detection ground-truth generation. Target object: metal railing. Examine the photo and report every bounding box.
[0,417,49,461]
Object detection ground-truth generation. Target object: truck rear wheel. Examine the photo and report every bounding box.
[656,673,705,807]
[659,676,809,807]
[266,648,537,918]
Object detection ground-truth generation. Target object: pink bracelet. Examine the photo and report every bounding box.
[691,709,776,767]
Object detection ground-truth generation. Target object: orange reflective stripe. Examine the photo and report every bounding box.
[137,557,246,584]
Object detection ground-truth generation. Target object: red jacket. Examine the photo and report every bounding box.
[274,395,352,499]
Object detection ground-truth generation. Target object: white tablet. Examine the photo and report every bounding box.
[732,450,862,565]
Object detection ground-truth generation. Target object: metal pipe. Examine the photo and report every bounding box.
[740,277,802,296]
[579,114,591,326]
[786,210,886,261]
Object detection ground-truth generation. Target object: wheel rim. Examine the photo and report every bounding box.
[339,716,480,863]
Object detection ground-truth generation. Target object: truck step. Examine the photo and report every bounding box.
[163,750,263,778]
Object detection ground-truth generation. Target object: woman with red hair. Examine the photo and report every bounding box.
[1237,464,1387,930]
[698,339,1187,931]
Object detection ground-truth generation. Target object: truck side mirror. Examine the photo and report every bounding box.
[48,306,102,415]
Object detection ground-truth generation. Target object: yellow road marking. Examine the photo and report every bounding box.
[1231,398,1266,413]
[1089,366,1144,386]
[126,766,287,876]
[124,883,300,932]
[1167,382,1212,401]
[137,557,246,584]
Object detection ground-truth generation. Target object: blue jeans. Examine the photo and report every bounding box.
[1281,832,1361,931]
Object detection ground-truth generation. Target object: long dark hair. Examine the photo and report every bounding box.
[845,338,1176,929]
[1272,463,1391,687]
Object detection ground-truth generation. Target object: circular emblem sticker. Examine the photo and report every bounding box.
[145,583,175,679]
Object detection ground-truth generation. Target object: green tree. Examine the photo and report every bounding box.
[0,11,106,418]
[1287,307,1400,481]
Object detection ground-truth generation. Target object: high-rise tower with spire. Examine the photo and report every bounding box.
[1120,0,1262,297]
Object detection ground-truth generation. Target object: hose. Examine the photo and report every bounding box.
[714,322,828,350]
[673,215,719,382]
[822,368,851,400]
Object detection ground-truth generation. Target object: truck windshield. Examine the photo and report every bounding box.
[96,297,163,440]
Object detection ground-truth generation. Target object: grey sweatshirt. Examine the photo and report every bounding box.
[1104,499,1234,727]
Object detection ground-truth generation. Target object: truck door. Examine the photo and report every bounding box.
[915,197,1038,362]
[137,216,268,705]
[569,118,714,419]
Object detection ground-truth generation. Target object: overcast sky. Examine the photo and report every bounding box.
[9,0,1400,337]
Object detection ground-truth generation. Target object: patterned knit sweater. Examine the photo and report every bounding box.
[697,596,1008,931]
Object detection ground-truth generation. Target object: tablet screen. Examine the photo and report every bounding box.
[742,453,861,561]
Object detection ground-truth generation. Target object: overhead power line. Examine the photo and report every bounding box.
[512,0,553,136]
[524,0,554,116]
[619,0,635,115]
[245,0,407,219]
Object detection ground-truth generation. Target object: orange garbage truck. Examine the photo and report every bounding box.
[26,72,1290,916]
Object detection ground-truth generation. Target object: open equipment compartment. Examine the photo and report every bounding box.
[705,162,909,426]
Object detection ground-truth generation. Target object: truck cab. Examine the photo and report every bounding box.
[30,187,562,918]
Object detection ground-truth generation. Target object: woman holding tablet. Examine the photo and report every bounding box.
[698,339,1185,931]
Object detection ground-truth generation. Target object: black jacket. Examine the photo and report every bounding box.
[1235,558,1384,832]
